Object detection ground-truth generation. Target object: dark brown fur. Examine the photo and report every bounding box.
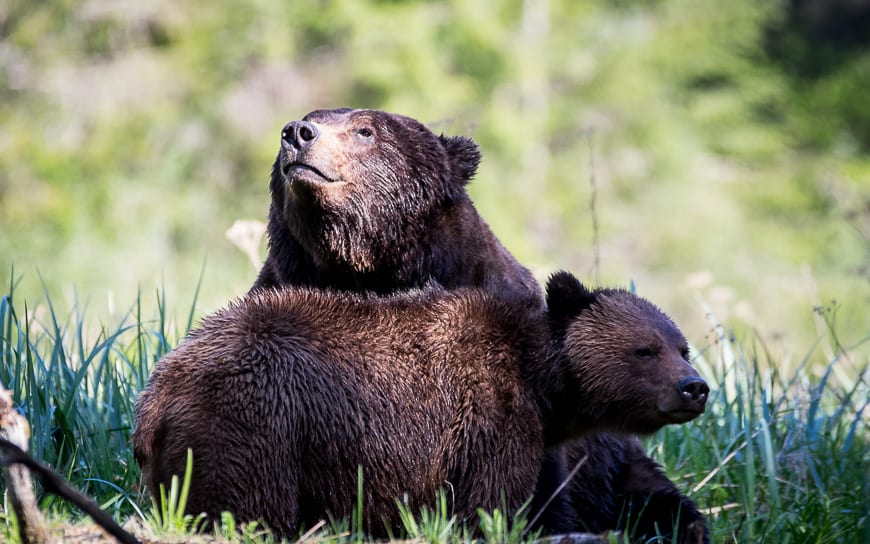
[248,108,708,542]
[253,108,539,302]
[133,273,706,538]
[550,434,707,543]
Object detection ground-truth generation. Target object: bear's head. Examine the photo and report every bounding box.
[546,271,709,436]
[268,108,481,273]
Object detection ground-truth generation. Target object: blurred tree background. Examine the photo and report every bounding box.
[1,0,868,355]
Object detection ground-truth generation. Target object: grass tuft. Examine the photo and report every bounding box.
[654,300,870,543]
[476,500,535,544]
[145,449,206,535]
[396,489,460,543]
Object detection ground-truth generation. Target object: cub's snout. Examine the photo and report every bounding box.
[677,376,709,412]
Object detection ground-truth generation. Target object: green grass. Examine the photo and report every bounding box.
[652,302,869,543]
[0,275,867,543]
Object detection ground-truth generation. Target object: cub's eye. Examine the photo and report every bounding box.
[356,127,374,139]
[680,347,691,359]
[634,347,655,359]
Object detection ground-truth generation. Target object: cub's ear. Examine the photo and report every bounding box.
[546,271,597,329]
[440,135,481,184]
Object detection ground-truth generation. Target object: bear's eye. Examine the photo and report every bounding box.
[356,127,374,139]
[634,347,655,359]
[680,347,691,360]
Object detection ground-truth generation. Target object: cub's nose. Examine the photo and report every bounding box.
[677,377,709,409]
[281,120,320,150]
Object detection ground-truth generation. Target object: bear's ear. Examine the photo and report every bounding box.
[546,271,597,327]
[440,135,481,184]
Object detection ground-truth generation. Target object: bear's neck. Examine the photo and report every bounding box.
[531,342,602,449]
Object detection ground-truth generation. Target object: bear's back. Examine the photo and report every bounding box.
[134,285,547,534]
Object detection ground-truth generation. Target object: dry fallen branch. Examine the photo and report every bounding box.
[0,386,139,544]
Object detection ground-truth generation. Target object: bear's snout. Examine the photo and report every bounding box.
[676,376,709,413]
[278,120,340,184]
[653,362,709,425]
[282,120,320,151]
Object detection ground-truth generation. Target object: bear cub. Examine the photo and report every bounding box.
[133,272,708,538]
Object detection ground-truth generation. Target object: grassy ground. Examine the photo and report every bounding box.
[0,275,867,543]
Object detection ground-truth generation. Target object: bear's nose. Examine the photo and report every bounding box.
[677,377,709,405]
[281,121,320,150]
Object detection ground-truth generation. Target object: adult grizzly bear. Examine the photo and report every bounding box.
[249,108,708,542]
[133,272,708,538]
[252,107,539,302]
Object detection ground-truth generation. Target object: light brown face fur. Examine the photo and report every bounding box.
[277,110,369,207]
[269,108,464,273]
[276,109,447,216]
[279,110,373,183]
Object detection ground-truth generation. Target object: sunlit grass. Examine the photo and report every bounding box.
[0,273,192,522]
[0,275,867,543]
[654,301,870,543]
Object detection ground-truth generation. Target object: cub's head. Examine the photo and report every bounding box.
[547,271,709,435]
[268,108,481,271]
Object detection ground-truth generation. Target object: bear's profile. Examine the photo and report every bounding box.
[133,272,708,538]
[249,108,708,542]
[253,107,539,303]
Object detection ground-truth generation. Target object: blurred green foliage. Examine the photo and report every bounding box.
[1,0,868,350]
